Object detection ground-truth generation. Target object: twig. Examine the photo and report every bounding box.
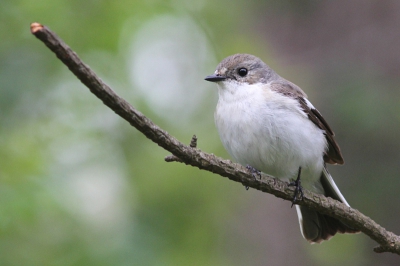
[30,22,400,255]
[165,135,197,162]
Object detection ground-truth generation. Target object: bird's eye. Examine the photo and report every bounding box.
[238,68,248,77]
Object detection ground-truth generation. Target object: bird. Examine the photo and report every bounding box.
[205,53,359,243]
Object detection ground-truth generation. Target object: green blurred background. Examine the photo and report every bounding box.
[1,0,400,265]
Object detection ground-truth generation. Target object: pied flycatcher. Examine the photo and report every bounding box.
[205,54,359,243]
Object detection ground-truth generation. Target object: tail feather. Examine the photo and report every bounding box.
[296,167,360,243]
[320,168,349,206]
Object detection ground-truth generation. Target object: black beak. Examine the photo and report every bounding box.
[204,74,226,82]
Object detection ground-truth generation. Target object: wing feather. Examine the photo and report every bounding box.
[270,82,344,165]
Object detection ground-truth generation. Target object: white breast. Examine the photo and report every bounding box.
[214,81,327,188]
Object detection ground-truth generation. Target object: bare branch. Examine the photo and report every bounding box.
[30,22,400,255]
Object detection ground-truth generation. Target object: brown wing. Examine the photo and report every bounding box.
[270,82,344,165]
[297,97,344,165]
[270,80,308,98]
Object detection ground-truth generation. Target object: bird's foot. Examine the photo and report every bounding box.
[246,165,262,180]
[244,165,261,190]
[288,167,303,207]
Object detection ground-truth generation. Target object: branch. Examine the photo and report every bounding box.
[30,22,400,255]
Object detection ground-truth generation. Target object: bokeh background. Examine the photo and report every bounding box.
[1,0,400,265]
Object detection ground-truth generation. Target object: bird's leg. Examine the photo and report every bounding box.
[289,166,304,207]
[244,164,262,190]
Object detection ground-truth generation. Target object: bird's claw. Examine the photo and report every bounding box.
[246,165,261,180]
[243,165,261,191]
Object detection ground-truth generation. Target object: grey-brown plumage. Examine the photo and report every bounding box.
[206,53,359,243]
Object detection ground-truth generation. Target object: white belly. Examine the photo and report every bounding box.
[215,83,327,189]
